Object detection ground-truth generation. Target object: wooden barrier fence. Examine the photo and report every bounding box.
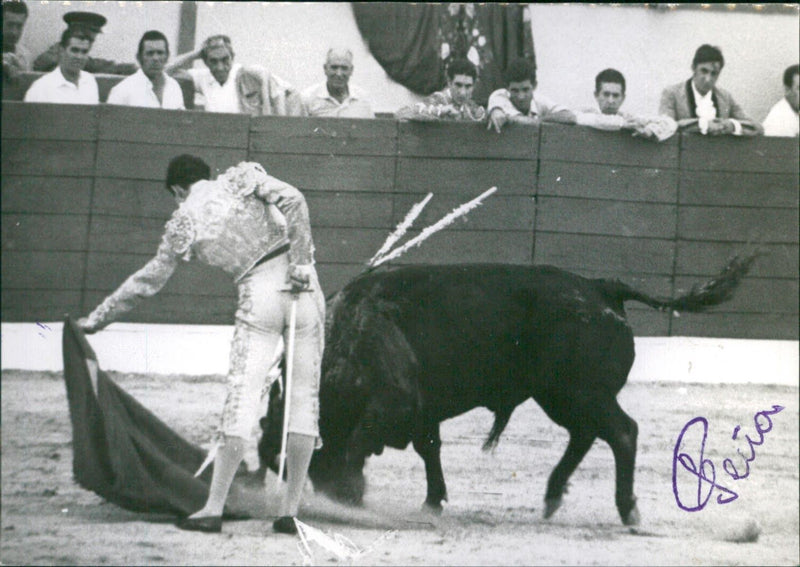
[2,102,797,339]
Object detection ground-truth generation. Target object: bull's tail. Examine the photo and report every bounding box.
[598,252,758,313]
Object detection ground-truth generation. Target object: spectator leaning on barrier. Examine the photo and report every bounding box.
[24,27,98,104]
[167,35,304,116]
[301,47,374,118]
[574,68,677,142]
[3,0,32,80]
[762,64,799,138]
[32,11,137,76]
[659,44,762,136]
[395,58,486,122]
[106,30,185,110]
[486,58,575,133]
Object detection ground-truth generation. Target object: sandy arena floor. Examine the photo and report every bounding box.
[1,370,797,566]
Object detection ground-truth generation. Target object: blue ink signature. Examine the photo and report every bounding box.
[36,321,52,339]
[672,404,784,512]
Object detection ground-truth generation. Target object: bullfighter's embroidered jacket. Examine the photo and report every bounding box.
[85,161,315,330]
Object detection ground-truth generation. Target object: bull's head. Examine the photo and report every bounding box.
[257,274,418,507]
[257,288,369,504]
[257,378,286,478]
[257,376,368,505]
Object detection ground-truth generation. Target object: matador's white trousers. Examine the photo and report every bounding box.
[219,252,325,441]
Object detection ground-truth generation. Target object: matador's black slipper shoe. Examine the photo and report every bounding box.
[175,515,223,533]
[273,516,297,535]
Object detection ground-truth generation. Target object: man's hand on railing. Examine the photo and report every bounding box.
[487,108,508,133]
[3,53,24,81]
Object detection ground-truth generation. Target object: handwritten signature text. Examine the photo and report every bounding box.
[671,404,784,512]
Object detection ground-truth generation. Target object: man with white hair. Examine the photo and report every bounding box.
[301,47,374,118]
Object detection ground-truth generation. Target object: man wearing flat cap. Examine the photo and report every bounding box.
[32,11,137,75]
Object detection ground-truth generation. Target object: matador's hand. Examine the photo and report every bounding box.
[287,264,312,293]
[76,317,99,334]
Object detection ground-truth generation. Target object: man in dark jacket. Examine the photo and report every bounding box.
[659,44,762,136]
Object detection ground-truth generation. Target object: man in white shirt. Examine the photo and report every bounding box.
[302,48,374,118]
[185,35,240,113]
[32,11,137,76]
[763,64,799,138]
[486,58,575,133]
[575,68,677,142]
[167,35,303,116]
[24,28,98,105]
[107,30,185,109]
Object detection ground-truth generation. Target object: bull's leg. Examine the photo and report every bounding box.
[412,424,447,514]
[341,448,368,505]
[543,431,595,519]
[598,401,639,526]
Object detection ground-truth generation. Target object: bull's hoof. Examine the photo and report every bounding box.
[621,503,641,526]
[422,501,444,516]
[543,496,562,519]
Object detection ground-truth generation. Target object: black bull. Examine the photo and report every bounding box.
[259,258,753,525]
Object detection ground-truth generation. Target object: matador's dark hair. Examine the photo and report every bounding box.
[165,154,211,192]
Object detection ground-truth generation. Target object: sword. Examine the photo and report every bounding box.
[277,292,297,487]
[276,285,313,486]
